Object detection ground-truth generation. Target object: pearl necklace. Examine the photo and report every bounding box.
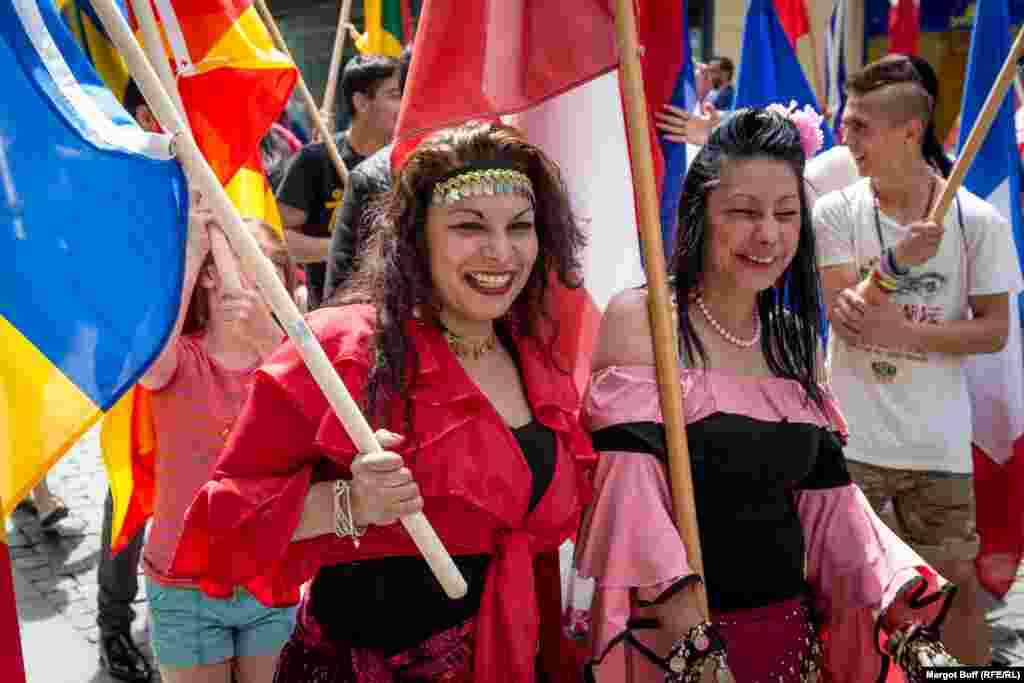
[695,295,761,348]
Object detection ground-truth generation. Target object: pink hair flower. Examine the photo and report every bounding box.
[766,100,825,159]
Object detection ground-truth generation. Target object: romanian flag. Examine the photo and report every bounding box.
[0,0,188,519]
[355,0,407,57]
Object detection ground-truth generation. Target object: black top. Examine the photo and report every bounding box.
[324,144,393,304]
[591,413,850,612]
[308,335,559,655]
[275,133,365,309]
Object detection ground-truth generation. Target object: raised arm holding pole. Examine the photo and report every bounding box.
[252,0,350,189]
[92,0,467,601]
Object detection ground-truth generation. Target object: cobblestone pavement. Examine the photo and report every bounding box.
[10,425,1024,681]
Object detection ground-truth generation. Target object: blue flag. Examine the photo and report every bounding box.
[958,0,1024,272]
[658,4,697,258]
[0,0,187,514]
[734,0,835,151]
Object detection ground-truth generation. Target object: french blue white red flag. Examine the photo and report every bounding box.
[957,0,1024,600]
[734,0,835,151]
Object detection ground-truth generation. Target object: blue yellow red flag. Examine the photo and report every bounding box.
[0,0,188,519]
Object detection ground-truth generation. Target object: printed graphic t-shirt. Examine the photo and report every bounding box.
[814,179,1019,473]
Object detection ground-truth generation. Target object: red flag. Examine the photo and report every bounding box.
[887,0,920,56]
[774,0,811,47]
[0,520,26,683]
[392,0,618,168]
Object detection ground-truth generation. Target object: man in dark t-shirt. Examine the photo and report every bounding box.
[276,54,401,309]
[323,143,392,303]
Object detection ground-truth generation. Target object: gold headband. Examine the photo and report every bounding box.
[430,167,535,206]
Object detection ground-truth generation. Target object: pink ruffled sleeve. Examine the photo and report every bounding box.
[572,367,697,672]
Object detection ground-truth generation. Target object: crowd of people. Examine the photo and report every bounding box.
[35,44,1021,683]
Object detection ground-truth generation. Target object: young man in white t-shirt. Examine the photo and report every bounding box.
[814,55,1019,665]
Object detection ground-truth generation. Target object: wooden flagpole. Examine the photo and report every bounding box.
[320,0,355,130]
[0,506,27,683]
[253,0,350,188]
[613,0,709,619]
[92,0,467,600]
[128,0,245,300]
[929,28,1024,222]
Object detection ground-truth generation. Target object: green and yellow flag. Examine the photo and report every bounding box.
[355,0,404,56]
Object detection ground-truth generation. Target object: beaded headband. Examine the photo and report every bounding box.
[429,163,535,206]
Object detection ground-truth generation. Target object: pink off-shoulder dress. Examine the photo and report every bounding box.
[567,365,953,683]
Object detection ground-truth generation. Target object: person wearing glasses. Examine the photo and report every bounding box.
[814,55,1022,665]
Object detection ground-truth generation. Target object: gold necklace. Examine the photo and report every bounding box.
[442,327,498,360]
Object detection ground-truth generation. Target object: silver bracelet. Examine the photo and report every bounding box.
[333,479,366,547]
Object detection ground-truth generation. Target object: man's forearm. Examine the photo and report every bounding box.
[902,316,1009,356]
[284,229,331,264]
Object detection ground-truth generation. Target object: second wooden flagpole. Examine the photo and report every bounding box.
[253,0,350,189]
[320,0,355,128]
[613,0,709,619]
[91,0,467,601]
[929,25,1024,222]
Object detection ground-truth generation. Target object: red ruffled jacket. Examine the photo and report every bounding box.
[170,304,596,683]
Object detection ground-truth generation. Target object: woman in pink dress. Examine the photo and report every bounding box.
[569,108,958,683]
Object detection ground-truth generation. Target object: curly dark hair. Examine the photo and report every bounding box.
[340,120,586,427]
[672,108,825,411]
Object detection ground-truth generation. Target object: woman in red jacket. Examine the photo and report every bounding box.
[170,120,595,683]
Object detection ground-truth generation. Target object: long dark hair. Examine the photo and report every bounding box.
[339,121,585,427]
[672,108,825,411]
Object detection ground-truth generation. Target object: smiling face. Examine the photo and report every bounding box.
[702,157,802,297]
[424,192,539,336]
[841,92,920,179]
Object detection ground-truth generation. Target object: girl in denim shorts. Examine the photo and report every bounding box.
[136,209,297,683]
